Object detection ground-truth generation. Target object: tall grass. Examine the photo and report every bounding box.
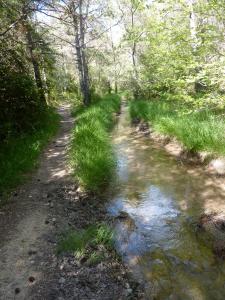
[70,94,121,192]
[0,108,59,196]
[129,100,225,155]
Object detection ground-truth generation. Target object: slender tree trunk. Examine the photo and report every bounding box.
[130,5,139,99]
[189,0,201,92]
[110,25,118,94]
[23,10,46,104]
[189,0,197,49]
[71,0,90,106]
[115,80,118,94]
[79,0,90,106]
[131,8,138,81]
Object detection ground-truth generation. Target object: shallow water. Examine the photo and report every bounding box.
[108,107,225,300]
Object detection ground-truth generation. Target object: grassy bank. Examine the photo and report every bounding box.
[129,100,225,156]
[70,94,120,192]
[0,108,59,196]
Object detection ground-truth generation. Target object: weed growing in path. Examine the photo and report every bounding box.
[57,224,113,265]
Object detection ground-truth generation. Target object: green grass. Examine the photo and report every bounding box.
[57,224,113,265]
[58,224,113,253]
[0,108,59,196]
[129,100,225,155]
[70,94,121,192]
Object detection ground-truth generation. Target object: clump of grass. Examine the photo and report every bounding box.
[0,108,59,196]
[129,100,150,122]
[70,94,121,192]
[57,224,113,265]
[129,100,225,155]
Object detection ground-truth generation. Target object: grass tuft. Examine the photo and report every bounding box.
[57,224,113,254]
[70,94,121,192]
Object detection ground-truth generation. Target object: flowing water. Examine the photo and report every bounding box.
[108,107,225,300]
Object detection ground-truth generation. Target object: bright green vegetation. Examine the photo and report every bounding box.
[58,224,113,265]
[129,100,225,155]
[123,1,225,158]
[0,109,59,196]
[70,94,121,192]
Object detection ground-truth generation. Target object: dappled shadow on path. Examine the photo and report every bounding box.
[0,104,74,300]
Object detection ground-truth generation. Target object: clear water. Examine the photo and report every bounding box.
[108,107,225,300]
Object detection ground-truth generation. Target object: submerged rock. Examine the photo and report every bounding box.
[116,211,131,220]
[208,158,225,175]
[198,213,225,259]
[136,121,150,135]
[116,211,137,228]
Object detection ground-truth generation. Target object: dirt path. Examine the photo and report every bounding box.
[0,105,74,299]
[0,105,141,300]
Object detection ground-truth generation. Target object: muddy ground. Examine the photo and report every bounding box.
[0,105,142,300]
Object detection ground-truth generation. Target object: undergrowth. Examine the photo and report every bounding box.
[70,94,121,192]
[129,100,225,155]
[0,108,59,197]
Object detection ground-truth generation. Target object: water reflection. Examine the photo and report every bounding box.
[108,107,225,299]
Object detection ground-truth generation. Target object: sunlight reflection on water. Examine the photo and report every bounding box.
[108,106,225,300]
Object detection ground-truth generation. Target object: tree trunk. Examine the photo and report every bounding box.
[189,0,197,49]
[115,81,118,94]
[71,0,90,106]
[23,12,46,104]
[79,0,90,106]
[110,25,119,94]
[131,6,139,99]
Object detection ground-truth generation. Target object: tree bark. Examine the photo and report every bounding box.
[130,5,139,99]
[71,0,90,106]
[22,7,46,104]
[26,28,46,104]
[79,0,90,105]
[131,6,138,81]
[110,26,119,94]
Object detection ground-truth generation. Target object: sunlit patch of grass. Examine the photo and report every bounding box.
[0,108,59,197]
[129,100,225,155]
[57,224,113,265]
[70,94,121,192]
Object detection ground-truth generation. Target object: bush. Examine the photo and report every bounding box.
[0,108,59,196]
[0,69,44,141]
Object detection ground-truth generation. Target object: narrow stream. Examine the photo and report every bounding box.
[108,106,225,299]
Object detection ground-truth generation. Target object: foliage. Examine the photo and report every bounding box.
[0,0,63,140]
[0,1,64,197]
[0,108,59,196]
[0,69,42,140]
[70,94,121,192]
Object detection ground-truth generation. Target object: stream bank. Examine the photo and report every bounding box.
[108,106,225,299]
[134,119,225,176]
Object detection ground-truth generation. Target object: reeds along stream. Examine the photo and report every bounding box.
[108,106,225,300]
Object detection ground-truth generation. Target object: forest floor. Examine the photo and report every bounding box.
[0,105,141,300]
